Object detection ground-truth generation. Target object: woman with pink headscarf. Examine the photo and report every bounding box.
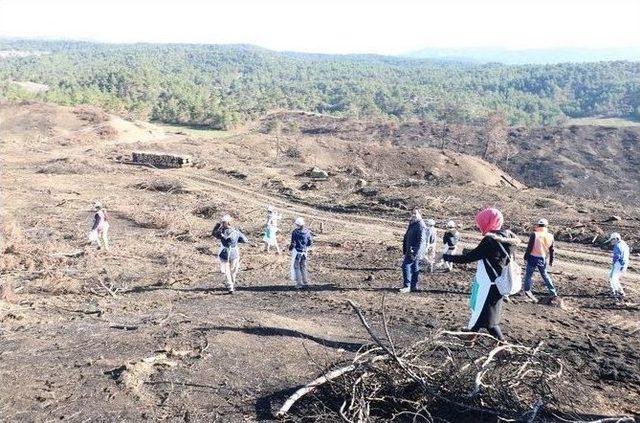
[442,208,520,341]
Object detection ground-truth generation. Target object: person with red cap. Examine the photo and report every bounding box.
[442,208,520,341]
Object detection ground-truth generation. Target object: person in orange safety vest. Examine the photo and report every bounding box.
[522,218,558,302]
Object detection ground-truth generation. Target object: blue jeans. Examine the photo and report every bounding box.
[402,255,420,290]
[523,256,557,296]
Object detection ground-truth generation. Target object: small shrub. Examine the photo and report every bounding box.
[284,146,303,159]
[193,204,218,219]
[133,179,187,194]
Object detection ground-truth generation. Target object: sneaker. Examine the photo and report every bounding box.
[399,287,411,293]
[524,291,538,303]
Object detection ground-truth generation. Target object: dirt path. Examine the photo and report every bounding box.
[181,169,639,289]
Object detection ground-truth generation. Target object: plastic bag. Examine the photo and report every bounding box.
[88,230,99,243]
[468,277,479,311]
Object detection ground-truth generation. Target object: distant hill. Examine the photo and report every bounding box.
[1,39,640,127]
[404,47,640,65]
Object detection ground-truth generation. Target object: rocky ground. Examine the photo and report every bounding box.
[1,102,639,422]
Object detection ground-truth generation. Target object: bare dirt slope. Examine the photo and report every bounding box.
[1,102,639,421]
[261,111,640,203]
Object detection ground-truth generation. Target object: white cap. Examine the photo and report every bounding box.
[607,232,621,242]
[426,219,435,226]
[446,220,456,228]
[294,217,305,227]
[93,201,103,210]
[537,218,549,226]
[221,214,232,223]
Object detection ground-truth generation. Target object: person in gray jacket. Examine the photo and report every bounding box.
[400,209,427,293]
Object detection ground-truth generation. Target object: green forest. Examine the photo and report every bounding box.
[1,40,639,129]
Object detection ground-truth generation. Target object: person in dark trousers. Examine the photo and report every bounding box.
[400,209,427,293]
[442,208,520,341]
[522,218,558,301]
[289,217,313,289]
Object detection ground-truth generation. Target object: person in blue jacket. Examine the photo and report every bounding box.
[212,214,248,294]
[607,232,630,299]
[400,209,427,293]
[289,217,313,289]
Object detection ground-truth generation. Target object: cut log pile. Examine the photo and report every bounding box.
[131,151,192,168]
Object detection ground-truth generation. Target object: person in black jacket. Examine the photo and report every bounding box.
[212,214,248,293]
[442,208,520,341]
[438,220,460,272]
[400,209,427,293]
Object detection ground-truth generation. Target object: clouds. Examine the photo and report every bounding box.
[1,0,639,54]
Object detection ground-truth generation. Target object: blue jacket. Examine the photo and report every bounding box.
[289,228,313,253]
[213,224,248,248]
[403,219,426,258]
[612,240,630,270]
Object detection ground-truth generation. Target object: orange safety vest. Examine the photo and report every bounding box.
[530,227,554,258]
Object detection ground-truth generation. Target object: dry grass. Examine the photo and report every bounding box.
[1,219,46,272]
[122,210,174,230]
[36,157,112,175]
[0,218,82,295]
[118,206,189,234]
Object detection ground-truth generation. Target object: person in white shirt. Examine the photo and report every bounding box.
[424,218,437,273]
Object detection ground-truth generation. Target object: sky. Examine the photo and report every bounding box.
[0,0,639,55]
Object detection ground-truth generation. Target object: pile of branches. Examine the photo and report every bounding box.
[277,300,572,422]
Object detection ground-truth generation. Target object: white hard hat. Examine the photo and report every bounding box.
[221,214,232,223]
[537,218,549,226]
[446,220,456,228]
[607,232,621,242]
[426,219,435,226]
[93,201,103,210]
[294,217,305,227]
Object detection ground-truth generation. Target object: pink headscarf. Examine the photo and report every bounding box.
[475,208,504,235]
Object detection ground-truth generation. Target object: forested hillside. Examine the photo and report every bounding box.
[1,39,639,129]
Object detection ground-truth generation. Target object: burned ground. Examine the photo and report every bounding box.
[262,111,640,203]
[1,102,639,421]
